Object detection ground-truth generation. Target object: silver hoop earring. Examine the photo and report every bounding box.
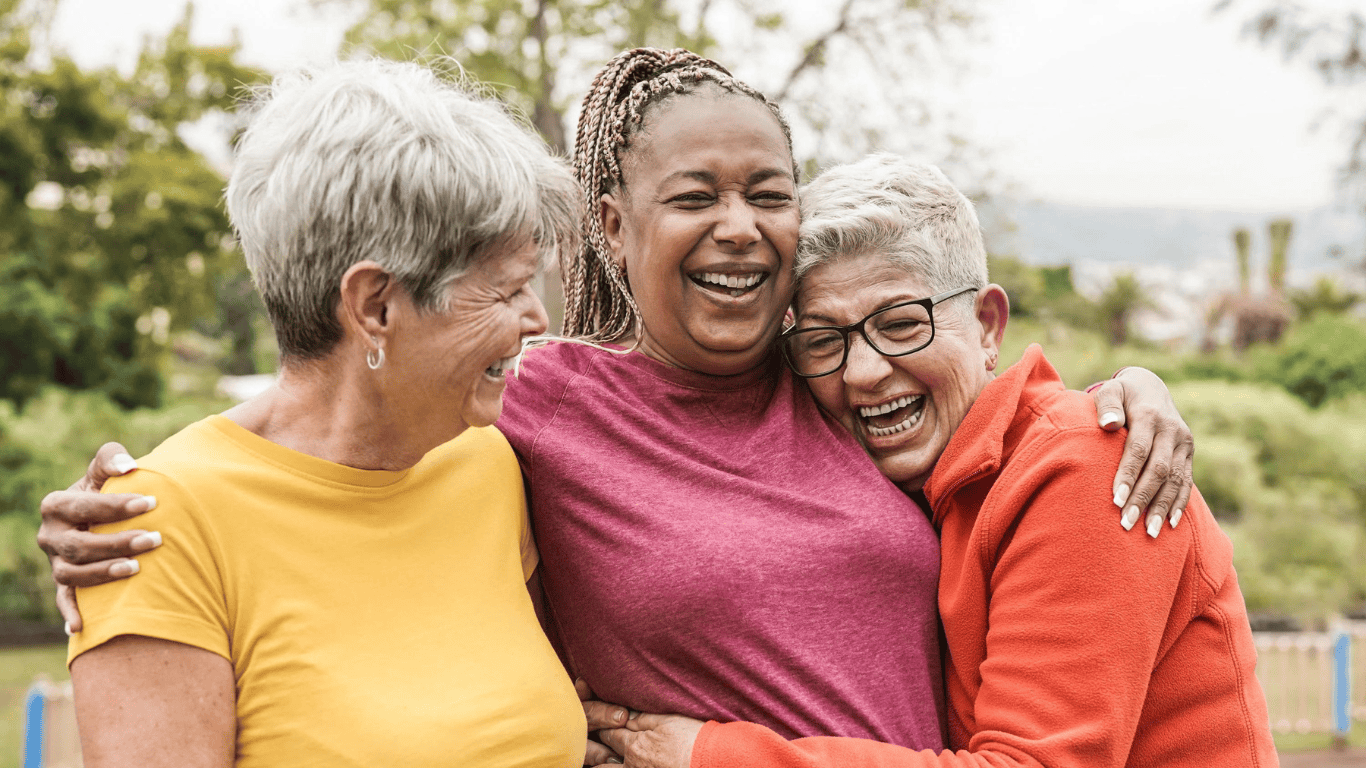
[366,347,385,370]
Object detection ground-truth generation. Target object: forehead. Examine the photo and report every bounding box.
[797,253,931,320]
[623,93,792,185]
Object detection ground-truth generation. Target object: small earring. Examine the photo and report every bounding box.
[986,354,998,371]
[366,341,385,370]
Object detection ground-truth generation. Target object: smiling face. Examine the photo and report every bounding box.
[797,252,1005,490]
[601,93,800,376]
[389,239,548,436]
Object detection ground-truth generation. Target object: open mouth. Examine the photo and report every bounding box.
[689,271,769,298]
[484,354,519,380]
[857,394,926,437]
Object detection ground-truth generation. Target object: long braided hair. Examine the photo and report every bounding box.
[563,48,796,341]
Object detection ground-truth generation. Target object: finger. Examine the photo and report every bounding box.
[1142,449,1186,533]
[1124,427,1175,539]
[584,740,621,765]
[625,713,669,732]
[50,556,143,588]
[598,727,632,756]
[39,490,156,532]
[42,527,162,566]
[1091,379,1126,431]
[1111,424,1154,529]
[56,584,83,634]
[583,699,629,731]
[76,442,137,493]
[1168,455,1195,530]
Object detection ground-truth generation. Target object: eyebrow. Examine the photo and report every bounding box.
[661,167,793,186]
[797,295,924,326]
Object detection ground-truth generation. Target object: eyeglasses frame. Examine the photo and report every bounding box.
[780,286,981,379]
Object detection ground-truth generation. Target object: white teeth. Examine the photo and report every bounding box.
[485,355,518,376]
[858,394,921,419]
[694,272,763,290]
[866,403,927,437]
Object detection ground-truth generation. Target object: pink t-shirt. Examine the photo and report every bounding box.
[498,343,944,749]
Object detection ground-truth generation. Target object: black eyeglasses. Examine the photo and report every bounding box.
[780,286,979,378]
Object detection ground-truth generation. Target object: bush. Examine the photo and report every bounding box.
[1251,314,1366,407]
[1172,380,1366,621]
[0,388,224,619]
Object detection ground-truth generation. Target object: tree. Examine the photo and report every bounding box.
[318,0,976,330]
[1096,273,1154,347]
[0,0,267,407]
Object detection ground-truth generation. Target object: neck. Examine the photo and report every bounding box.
[223,354,459,472]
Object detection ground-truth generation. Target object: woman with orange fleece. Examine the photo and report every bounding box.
[594,155,1278,768]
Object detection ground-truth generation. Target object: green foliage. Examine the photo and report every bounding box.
[328,0,713,151]
[1289,276,1361,319]
[1171,381,1366,620]
[0,2,267,409]
[0,388,227,619]
[1249,314,1366,407]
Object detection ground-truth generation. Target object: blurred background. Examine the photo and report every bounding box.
[1,0,1365,764]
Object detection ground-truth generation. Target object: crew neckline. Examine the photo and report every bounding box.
[606,346,781,392]
[204,414,427,489]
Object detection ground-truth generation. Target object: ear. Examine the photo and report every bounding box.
[975,284,1010,366]
[337,260,397,348]
[599,193,627,271]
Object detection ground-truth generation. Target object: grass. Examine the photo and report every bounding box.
[1274,719,1366,753]
[0,645,69,768]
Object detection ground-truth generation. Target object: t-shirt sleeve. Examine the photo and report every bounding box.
[68,469,231,667]
[497,345,576,475]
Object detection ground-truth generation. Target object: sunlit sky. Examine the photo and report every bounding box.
[46,0,1350,213]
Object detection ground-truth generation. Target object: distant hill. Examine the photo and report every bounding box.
[975,199,1366,342]
[979,199,1365,285]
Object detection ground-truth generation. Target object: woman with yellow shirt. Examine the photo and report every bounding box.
[63,59,587,768]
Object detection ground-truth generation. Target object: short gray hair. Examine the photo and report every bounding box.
[795,154,988,303]
[226,58,579,361]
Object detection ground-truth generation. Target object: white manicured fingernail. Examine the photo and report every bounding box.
[110,454,137,474]
[1170,508,1183,529]
[1121,505,1140,531]
[130,531,162,551]
[108,559,140,577]
[64,622,72,637]
[1113,484,1130,508]
[1099,411,1122,428]
[126,495,157,513]
[1146,514,1162,539]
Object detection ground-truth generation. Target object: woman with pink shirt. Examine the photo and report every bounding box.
[37,49,1196,764]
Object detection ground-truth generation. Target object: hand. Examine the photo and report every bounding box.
[1092,367,1194,539]
[594,713,704,768]
[576,678,627,766]
[36,442,163,632]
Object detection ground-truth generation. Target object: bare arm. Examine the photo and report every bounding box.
[71,635,236,768]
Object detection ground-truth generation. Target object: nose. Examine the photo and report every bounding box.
[712,197,761,250]
[842,334,893,390]
[522,288,550,337]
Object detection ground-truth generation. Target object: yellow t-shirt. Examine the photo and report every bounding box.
[70,416,585,767]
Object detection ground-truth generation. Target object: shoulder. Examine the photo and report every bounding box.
[100,419,235,518]
[499,342,618,448]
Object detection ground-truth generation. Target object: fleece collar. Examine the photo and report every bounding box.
[923,344,1066,526]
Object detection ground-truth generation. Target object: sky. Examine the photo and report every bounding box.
[44,0,1352,213]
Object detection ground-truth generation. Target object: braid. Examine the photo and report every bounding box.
[563,47,796,341]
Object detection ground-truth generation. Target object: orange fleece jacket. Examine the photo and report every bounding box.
[691,345,1277,768]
